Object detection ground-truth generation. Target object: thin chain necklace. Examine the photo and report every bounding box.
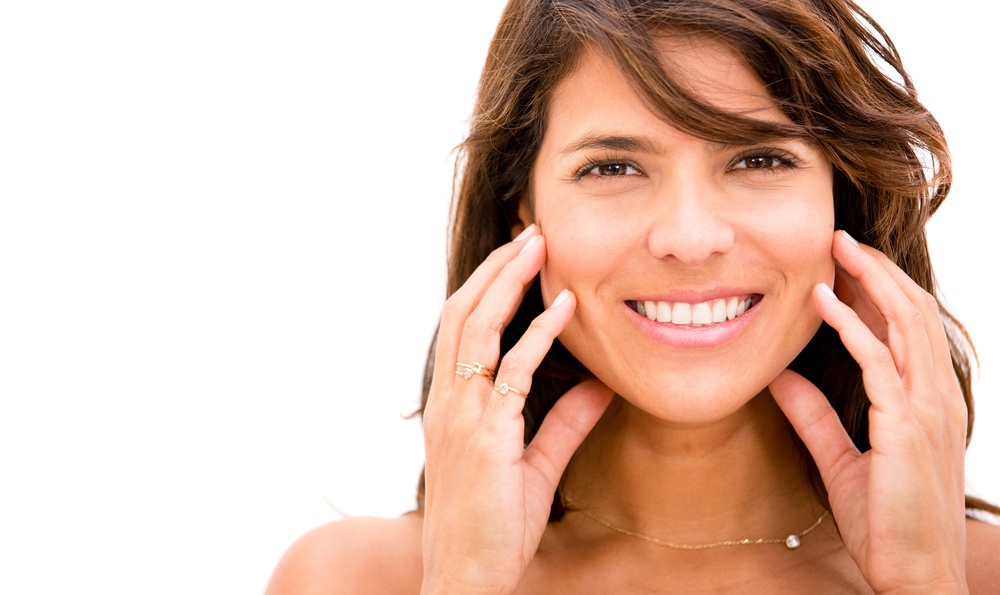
[561,494,829,550]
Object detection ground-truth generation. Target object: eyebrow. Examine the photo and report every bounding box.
[560,132,813,157]
[560,134,661,156]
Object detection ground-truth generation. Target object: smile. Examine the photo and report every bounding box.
[627,295,758,327]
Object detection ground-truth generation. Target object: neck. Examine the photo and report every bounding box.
[561,390,823,544]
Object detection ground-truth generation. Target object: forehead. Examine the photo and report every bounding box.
[547,35,790,136]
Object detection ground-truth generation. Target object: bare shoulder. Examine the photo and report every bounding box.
[265,513,424,595]
[966,515,1000,594]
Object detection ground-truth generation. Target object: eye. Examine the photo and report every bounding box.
[728,149,798,173]
[591,163,639,176]
[734,155,781,169]
[574,159,643,180]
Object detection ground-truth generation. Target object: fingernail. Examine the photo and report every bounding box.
[514,224,536,242]
[841,230,859,246]
[818,282,838,300]
[518,234,540,255]
[550,288,571,308]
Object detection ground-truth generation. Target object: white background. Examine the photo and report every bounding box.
[1,2,996,593]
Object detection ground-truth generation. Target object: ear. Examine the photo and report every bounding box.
[510,198,536,241]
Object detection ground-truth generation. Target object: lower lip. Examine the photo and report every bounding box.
[625,298,762,349]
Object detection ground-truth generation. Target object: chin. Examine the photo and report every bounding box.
[613,373,775,426]
[562,315,823,427]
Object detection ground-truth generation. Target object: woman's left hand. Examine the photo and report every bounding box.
[769,230,969,594]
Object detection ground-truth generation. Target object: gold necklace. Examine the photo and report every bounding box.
[561,494,829,551]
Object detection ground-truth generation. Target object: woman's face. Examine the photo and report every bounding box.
[528,36,835,424]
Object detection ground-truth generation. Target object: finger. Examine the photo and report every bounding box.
[857,247,967,433]
[831,232,936,394]
[833,264,888,344]
[522,379,615,496]
[835,233,950,364]
[812,282,909,416]
[428,227,538,408]
[814,279,966,468]
[832,233,963,423]
[770,369,859,487]
[434,225,537,372]
[851,241,955,394]
[481,289,576,425]
[450,235,547,413]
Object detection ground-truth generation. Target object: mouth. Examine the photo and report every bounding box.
[626,294,760,327]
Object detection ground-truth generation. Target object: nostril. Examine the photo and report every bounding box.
[647,219,736,264]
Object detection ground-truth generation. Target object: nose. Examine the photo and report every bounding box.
[646,177,735,265]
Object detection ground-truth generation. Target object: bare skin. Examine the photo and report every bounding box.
[265,515,999,593]
[267,37,1000,594]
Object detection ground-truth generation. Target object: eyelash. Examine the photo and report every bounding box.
[572,148,800,181]
[726,148,800,173]
[573,155,643,181]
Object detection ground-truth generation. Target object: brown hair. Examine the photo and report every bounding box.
[416,0,997,517]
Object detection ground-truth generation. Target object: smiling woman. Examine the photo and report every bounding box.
[266,0,1000,592]
[528,40,835,423]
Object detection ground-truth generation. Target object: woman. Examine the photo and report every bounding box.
[268,0,1000,592]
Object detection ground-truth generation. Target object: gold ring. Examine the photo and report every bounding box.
[455,361,495,380]
[493,382,525,397]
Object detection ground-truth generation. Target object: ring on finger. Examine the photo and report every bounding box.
[494,382,526,398]
[455,361,495,380]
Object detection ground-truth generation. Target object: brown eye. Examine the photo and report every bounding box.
[589,163,639,176]
[744,156,777,169]
[730,151,796,171]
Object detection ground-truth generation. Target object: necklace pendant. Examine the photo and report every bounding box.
[784,534,801,549]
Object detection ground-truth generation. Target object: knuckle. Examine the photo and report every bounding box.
[472,245,517,280]
[461,309,486,337]
[527,313,552,334]
[917,289,939,313]
[460,309,502,343]
[440,292,466,323]
[458,300,478,324]
[501,347,527,373]
[496,253,535,287]
[798,402,837,433]
[422,416,442,444]
[942,389,969,422]
[883,300,925,332]
[484,242,514,265]
[907,302,927,329]
[493,259,519,285]
[871,343,896,369]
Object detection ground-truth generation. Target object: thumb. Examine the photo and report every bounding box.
[522,379,614,491]
[770,368,858,488]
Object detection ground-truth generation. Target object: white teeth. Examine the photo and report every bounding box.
[711,299,727,323]
[691,302,712,325]
[637,295,754,327]
[655,300,671,322]
[672,302,692,324]
[726,296,738,320]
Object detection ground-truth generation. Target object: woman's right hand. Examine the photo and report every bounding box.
[420,226,614,595]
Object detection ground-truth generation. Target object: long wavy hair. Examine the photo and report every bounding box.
[415,0,996,517]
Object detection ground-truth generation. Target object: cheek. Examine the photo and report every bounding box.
[757,191,835,282]
[536,203,631,304]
